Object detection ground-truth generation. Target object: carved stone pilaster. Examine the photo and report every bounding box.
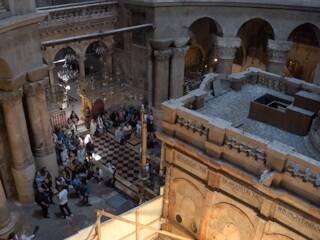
[0,88,23,103]
[153,49,172,109]
[172,46,189,58]
[267,40,293,64]
[170,46,189,98]
[0,89,35,203]
[154,49,172,61]
[214,37,241,74]
[23,78,49,97]
[24,78,58,179]
[215,37,241,60]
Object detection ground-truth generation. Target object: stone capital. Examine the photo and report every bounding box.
[215,37,241,49]
[173,37,189,48]
[268,40,293,64]
[268,40,293,51]
[215,37,241,60]
[27,64,49,82]
[0,88,23,103]
[150,39,173,50]
[172,46,189,58]
[23,78,49,97]
[154,49,172,61]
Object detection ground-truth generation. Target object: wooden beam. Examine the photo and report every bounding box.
[97,210,193,240]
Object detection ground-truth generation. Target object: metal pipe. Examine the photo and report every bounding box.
[41,24,154,47]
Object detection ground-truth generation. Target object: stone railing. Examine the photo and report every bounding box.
[38,1,117,27]
[161,68,320,205]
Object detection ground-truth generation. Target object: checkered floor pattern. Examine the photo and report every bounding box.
[94,134,141,183]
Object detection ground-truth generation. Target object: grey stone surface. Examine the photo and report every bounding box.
[198,84,319,160]
[9,184,136,240]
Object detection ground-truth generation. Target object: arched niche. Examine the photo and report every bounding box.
[286,23,320,82]
[171,178,205,235]
[85,40,108,83]
[54,47,79,83]
[184,17,223,93]
[233,18,275,72]
[205,202,255,240]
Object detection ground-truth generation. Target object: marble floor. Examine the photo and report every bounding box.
[10,184,137,240]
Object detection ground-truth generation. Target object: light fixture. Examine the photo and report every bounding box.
[214,58,218,62]
[57,55,78,83]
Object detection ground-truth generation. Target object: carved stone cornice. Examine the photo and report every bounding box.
[150,39,173,50]
[27,64,49,82]
[40,2,116,29]
[154,49,172,61]
[215,37,241,60]
[0,88,23,103]
[268,40,293,64]
[23,78,49,97]
[172,46,189,58]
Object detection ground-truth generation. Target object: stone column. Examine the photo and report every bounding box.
[313,64,320,85]
[215,37,241,74]
[48,63,57,104]
[24,79,58,179]
[0,179,16,238]
[267,40,292,75]
[159,142,166,176]
[79,55,86,92]
[153,49,172,109]
[0,89,35,203]
[170,46,189,99]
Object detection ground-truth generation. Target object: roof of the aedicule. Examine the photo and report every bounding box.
[197,84,318,160]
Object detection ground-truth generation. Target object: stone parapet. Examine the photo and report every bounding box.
[39,1,117,28]
[160,68,320,208]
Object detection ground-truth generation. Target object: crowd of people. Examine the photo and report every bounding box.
[33,105,157,220]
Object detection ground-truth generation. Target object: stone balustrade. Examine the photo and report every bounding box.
[161,68,320,205]
[38,1,117,27]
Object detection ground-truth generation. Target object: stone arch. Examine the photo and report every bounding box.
[204,202,255,240]
[185,17,222,93]
[287,23,320,46]
[234,17,275,38]
[171,178,205,235]
[286,23,320,82]
[189,17,223,38]
[85,40,109,83]
[234,18,275,71]
[54,46,78,62]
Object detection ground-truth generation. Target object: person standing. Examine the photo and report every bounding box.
[35,187,50,218]
[57,186,72,219]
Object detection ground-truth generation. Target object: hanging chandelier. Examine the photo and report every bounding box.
[95,45,105,57]
[57,58,78,83]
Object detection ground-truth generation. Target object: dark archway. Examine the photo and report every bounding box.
[234,18,275,72]
[53,47,79,109]
[185,17,223,93]
[286,23,320,82]
[85,41,108,88]
[54,47,79,84]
